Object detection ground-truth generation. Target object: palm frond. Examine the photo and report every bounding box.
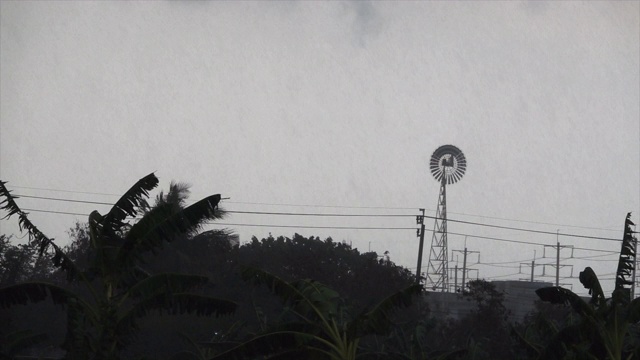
[0,281,99,352]
[241,266,337,329]
[119,194,223,268]
[114,293,236,349]
[49,241,83,281]
[0,180,22,219]
[348,284,422,337]
[124,273,210,300]
[535,286,595,318]
[240,266,309,310]
[208,331,317,360]
[0,282,81,307]
[1,329,48,356]
[0,184,81,279]
[102,173,158,233]
[578,267,606,307]
[155,181,191,208]
[511,327,542,357]
[0,181,53,254]
[117,293,236,337]
[538,318,604,360]
[627,297,640,324]
[614,213,637,303]
[295,279,341,320]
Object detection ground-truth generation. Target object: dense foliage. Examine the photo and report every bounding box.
[0,175,237,359]
[1,174,639,359]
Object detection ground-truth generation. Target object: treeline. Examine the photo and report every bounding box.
[1,174,639,359]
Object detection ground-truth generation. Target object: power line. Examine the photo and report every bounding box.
[7,185,621,232]
[571,258,618,262]
[475,263,520,269]
[445,211,620,232]
[10,207,625,252]
[573,250,619,257]
[485,272,522,279]
[23,208,88,216]
[439,216,621,242]
[226,200,416,211]
[210,223,416,230]
[11,185,120,197]
[572,252,619,260]
[480,258,535,265]
[16,195,415,216]
[446,231,616,253]
[227,210,411,218]
[16,194,113,206]
[12,194,624,242]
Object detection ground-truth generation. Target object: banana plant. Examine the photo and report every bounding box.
[208,266,422,360]
[533,213,640,360]
[0,173,237,359]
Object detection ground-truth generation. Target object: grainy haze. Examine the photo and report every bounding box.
[1,1,638,295]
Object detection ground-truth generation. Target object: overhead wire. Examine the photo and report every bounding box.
[6,184,622,232]
[17,194,113,206]
[479,258,536,265]
[12,194,624,242]
[11,185,119,197]
[210,223,415,230]
[445,231,615,253]
[474,263,520,269]
[23,208,88,216]
[14,206,621,254]
[6,188,634,292]
[485,272,523,279]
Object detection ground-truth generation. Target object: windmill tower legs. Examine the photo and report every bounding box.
[426,175,449,292]
[425,144,465,292]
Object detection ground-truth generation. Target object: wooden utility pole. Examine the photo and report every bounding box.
[415,209,426,284]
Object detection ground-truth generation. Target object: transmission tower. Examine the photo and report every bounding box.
[424,145,466,291]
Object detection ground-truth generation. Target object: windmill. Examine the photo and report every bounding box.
[424,145,466,291]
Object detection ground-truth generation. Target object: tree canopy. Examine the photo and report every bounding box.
[0,174,237,359]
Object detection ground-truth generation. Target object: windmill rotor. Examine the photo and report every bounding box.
[430,145,466,185]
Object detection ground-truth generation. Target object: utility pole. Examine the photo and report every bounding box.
[462,248,468,290]
[556,239,560,286]
[415,209,426,284]
[543,231,574,287]
[520,251,541,282]
[452,239,479,292]
[454,265,458,291]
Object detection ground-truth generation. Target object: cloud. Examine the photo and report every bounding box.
[347,1,383,48]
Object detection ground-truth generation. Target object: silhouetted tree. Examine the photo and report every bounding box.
[0,174,237,360]
[424,279,514,359]
[533,213,640,360]
[0,235,56,287]
[236,234,416,312]
[209,267,422,360]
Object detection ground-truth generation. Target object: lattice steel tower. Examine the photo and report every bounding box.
[426,145,466,291]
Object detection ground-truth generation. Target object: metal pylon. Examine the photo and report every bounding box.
[426,175,449,291]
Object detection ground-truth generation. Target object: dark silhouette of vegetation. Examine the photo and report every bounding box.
[421,279,515,359]
[0,235,56,288]
[237,234,417,312]
[208,267,422,360]
[2,174,639,359]
[0,174,237,359]
[530,213,640,360]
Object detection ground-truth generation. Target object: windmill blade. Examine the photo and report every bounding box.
[429,145,466,185]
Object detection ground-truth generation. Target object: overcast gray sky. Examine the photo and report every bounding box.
[1,1,639,296]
